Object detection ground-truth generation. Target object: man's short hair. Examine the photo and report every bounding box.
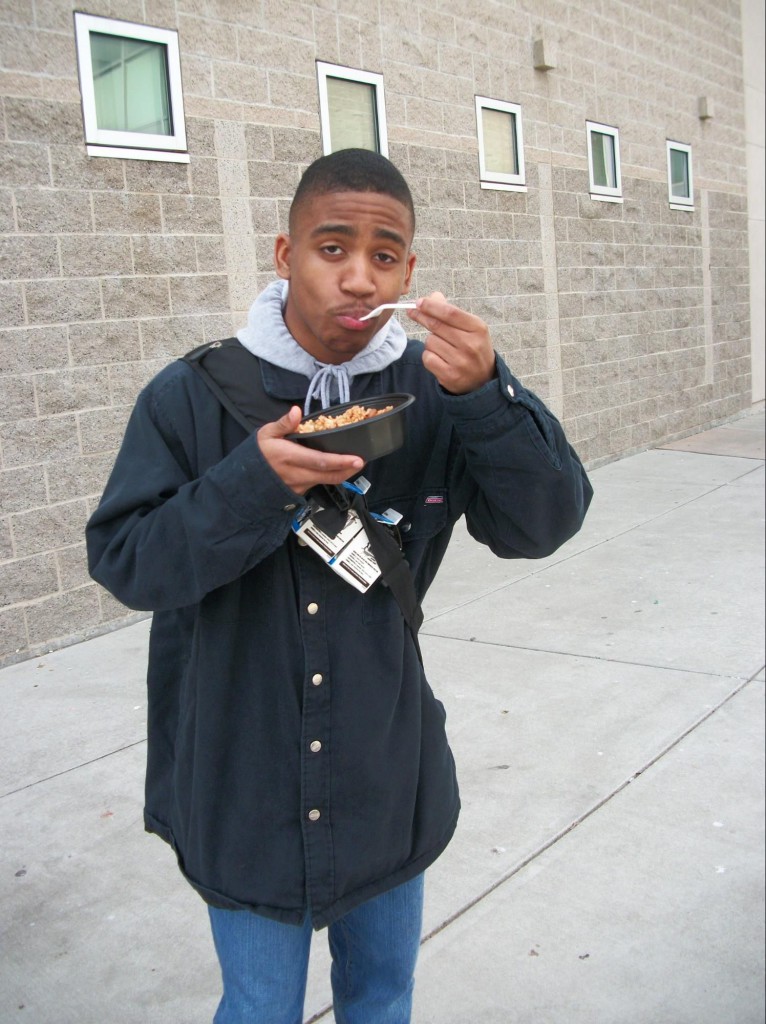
[289,149,415,234]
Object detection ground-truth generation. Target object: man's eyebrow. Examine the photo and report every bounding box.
[311,223,355,238]
[374,227,408,248]
[309,223,409,248]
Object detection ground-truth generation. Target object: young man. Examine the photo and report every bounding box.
[86,149,592,1023]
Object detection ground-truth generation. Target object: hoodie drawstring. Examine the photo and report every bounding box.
[305,363,351,416]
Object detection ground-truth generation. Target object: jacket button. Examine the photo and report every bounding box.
[308,808,321,821]
[307,602,319,615]
[312,673,323,686]
[310,740,322,753]
[507,383,515,398]
[283,503,297,511]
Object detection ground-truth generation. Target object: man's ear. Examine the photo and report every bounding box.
[274,233,291,279]
[402,250,416,294]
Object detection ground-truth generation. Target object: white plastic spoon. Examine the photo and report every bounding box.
[358,301,418,321]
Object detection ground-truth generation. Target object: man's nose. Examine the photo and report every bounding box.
[341,255,375,293]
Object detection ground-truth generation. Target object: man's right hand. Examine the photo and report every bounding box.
[257,406,365,496]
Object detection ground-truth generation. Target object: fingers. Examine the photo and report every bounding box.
[257,410,364,494]
[287,447,365,483]
[409,292,480,337]
[265,444,364,494]
[284,458,365,494]
[408,291,496,394]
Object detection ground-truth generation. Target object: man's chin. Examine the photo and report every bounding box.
[325,339,371,362]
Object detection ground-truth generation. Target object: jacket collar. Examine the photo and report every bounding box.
[259,358,311,403]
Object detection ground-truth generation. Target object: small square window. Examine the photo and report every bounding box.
[475,96,526,191]
[586,120,622,201]
[74,12,188,163]
[316,61,388,156]
[667,140,694,209]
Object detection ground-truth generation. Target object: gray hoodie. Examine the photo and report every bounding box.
[236,279,409,415]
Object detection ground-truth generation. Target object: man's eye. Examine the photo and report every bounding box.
[375,253,396,264]
[321,245,343,255]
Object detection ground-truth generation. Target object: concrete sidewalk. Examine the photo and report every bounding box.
[1,411,763,1024]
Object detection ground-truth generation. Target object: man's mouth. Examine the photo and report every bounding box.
[334,308,374,330]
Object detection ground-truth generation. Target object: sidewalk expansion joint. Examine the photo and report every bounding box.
[423,468,762,630]
[420,630,757,681]
[305,671,762,1024]
[0,738,147,801]
[416,670,760,946]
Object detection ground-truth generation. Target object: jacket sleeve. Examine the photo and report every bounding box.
[85,367,303,611]
[443,355,593,559]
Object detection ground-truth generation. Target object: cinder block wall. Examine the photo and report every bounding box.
[0,0,752,662]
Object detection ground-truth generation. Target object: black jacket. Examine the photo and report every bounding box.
[86,340,592,928]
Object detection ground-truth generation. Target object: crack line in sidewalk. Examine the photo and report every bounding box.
[420,631,763,681]
[418,670,760,946]
[304,669,761,1024]
[0,738,147,801]
[423,465,763,629]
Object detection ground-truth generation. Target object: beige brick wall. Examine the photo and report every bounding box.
[0,0,754,662]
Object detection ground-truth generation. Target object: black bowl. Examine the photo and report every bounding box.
[287,393,415,463]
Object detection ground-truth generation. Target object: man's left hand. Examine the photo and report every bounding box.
[408,292,496,394]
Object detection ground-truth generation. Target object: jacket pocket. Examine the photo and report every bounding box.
[390,488,449,542]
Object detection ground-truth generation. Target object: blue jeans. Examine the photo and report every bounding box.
[208,873,425,1024]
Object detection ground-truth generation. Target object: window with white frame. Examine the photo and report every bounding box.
[316,61,388,157]
[667,140,694,209]
[586,121,622,201]
[475,96,526,191]
[74,12,188,163]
